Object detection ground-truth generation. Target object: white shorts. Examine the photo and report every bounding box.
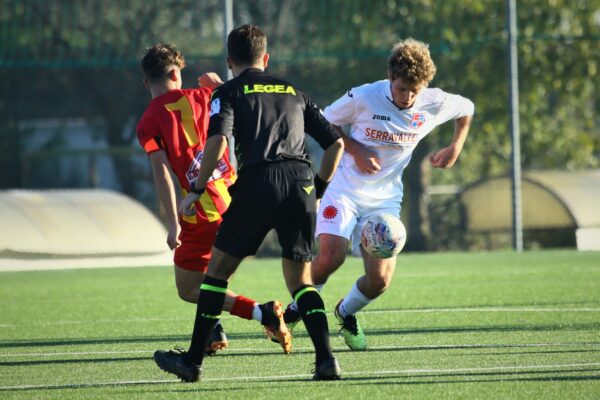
[316,188,400,256]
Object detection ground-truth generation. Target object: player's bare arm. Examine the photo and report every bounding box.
[198,72,224,89]
[429,114,473,169]
[149,151,181,250]
[179,135,229,216]
[334,125,381,174]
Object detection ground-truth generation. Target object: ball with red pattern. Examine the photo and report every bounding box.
[360,213,406,259]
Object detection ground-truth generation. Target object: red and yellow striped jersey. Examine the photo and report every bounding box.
[137,88,236,224]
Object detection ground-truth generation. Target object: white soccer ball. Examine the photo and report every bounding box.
[360,213,407,259]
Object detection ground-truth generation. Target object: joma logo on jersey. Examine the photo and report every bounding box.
[372,114,391,121]
[243,84,297,95]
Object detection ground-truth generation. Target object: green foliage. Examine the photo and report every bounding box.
[0,0,597,249]
[0,0,225,68]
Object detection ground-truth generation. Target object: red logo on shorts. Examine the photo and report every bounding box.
[322,205,338,220]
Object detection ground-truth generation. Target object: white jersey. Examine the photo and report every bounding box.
[323,79,474,208]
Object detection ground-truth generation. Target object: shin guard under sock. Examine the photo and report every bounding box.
[293,285,333,363]
[184,276,228,365]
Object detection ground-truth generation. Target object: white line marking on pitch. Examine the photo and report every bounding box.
[1,362,599,391]
[365,307,600,314]
[2,306,599,328]
[1,342,598,358]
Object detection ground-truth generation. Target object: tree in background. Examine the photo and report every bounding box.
[0,0,597,250]
[0,0,224,196]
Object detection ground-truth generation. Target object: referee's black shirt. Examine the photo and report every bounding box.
[207,68,339,171]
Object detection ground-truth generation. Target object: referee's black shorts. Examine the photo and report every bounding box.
[214,161,316,262]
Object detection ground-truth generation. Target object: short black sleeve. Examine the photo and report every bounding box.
[207,87,235,138]
[303,96,340,150]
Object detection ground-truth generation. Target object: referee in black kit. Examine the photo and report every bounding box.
[154,24,344,382]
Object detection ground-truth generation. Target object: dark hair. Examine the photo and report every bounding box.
[140,43,185,83]
[227,24,267,66]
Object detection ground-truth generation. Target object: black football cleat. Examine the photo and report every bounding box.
[313,357,342,381]
[153,348,201,382]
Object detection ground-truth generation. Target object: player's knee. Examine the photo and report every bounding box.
[368,274,391,293]
[176,285,198,304]
[315,249,346,272]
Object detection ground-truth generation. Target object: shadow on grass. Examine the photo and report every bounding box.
[2,321,600,350]
[3,343,600,368]
[361,322,600,337]
[0,350,300,367]
[3,367,598,393]
[0,332,267,348]
[0,356,149,367]
[340,367,600,385]
[453,348,600,357]
[0,379,180,392]
[362,300,600,313]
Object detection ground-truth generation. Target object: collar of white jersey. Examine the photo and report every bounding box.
[383,80,423,111]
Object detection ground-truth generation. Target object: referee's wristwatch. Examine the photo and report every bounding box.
[189,185,205,196]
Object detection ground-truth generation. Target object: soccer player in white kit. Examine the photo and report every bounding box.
[286,38,474,350]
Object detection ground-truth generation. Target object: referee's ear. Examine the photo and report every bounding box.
[262,53,270,69]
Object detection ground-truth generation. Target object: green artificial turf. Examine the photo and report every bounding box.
[0,250,599,399]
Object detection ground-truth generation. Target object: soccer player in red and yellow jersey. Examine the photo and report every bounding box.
[137,44,286,355]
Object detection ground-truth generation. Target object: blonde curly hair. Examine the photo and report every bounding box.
[387,38,436,86]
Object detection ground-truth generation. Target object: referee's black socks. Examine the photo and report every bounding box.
[293,285,333,363]
[184,276,228,366]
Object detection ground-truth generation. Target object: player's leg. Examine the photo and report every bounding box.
[277,162,340,380]
[174,222,257,354]
[183,247,242,361]
[282,233,348,331]
[173,219,217,303]
[311,188,357,287]
[356,250,397,299]
[334,215,398,351]
[173,263,266,354]
[312,233,349,285]
[198,167,292,353]
[173,265,203,303]
[282,259,340,380]
[173,225,231,355]
[283,190,357,329]
[154,166,291,382]
[153,247,241,382]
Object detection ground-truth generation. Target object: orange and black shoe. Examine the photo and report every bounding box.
[271,303,302,344]
[204,323,228,356]
[260,301,292,354]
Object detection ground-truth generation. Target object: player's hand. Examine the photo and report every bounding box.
[198,72,224,89]
[179,193,200,217]
[166,223,181,250]
[429,144,461,169]
[352,144,381,175]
